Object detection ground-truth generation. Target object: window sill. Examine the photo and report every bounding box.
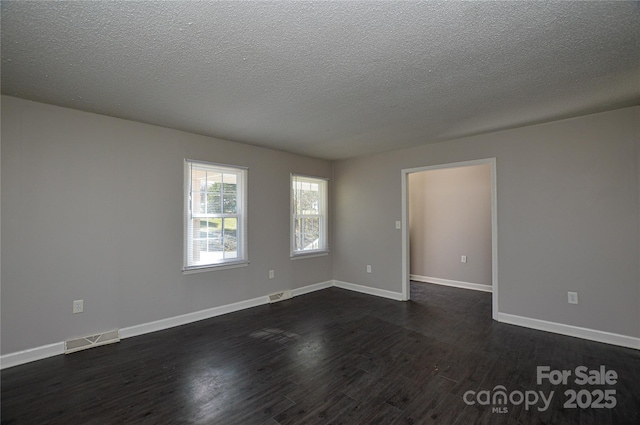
[183,261,249,274]
[290,251,329,260]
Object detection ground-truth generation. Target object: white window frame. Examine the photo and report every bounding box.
[291,174,329,257]
[183,159,248,273]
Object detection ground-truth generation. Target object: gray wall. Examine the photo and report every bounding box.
[2,96,639,354]
[409,164,491,286]
[1,96,332,354]
[334,106,640,338]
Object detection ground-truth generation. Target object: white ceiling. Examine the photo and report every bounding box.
[2,1,639,160]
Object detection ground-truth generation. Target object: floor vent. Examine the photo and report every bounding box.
[65,329,120,354]
[268,290,293,303]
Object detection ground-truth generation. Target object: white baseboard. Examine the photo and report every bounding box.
[0,342,65,370]
[333,280,404,301]
[497,312,640,350]
[4,280,637,369]
[292,280,334,297]
[119,295,269,339]
[411,274,492,293]
[1,280,333,370]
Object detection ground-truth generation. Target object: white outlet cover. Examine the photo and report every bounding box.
[73,299,84,313]
[366,265,372,273]
[395,221,401,229]
[568,292,578,304]
[461,255,467,263]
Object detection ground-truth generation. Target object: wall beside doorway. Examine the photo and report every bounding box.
[409,164,492,289]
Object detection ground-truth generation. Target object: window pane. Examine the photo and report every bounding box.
[192,168,207,192]
[212,232,223,251]
[223,173,237,185]
[199,219,208,238]
[191,238,206,263]
[292,190,298,215]
[186,161,246,269]
[222,173,238,214]
[193,192,206,214]
[291,175,327,254]
[206,172,222,192]
[203,218,217,237]
[294,218,303,251]
[208,191,221,214]
[298,184,319,215]
[303,217,320,250]
[294,217,320,251]
[223,217,238,259]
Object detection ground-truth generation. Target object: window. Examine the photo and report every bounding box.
[291,174,328,256]
[184,160,247,271]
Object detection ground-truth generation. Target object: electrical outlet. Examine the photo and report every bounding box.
[395,221,401,229]
[461,255,467,263]
[568,292,578,304]
[269,270,275,279]
[366,265,372,273]
[73,299,84,314]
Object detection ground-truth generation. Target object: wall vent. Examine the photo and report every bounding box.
[268,290,293,303]
[65,329,120,354]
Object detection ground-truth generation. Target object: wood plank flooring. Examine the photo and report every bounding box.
[2,282,639,424]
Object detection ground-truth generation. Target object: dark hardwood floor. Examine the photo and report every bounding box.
[2,282,639,424]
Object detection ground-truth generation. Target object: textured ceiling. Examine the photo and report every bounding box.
[2,1,639,160]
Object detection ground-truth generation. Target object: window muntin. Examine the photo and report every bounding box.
[291,174,328,256]
[184,160,247,271]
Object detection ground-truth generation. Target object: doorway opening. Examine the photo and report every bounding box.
[401,158,498,320]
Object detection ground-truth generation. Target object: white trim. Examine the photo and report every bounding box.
[401,170,409,301]
[403,158,495,174]
[292,280,334,297]
[119,295,269,339]
[4,279,638,369]
[401,158,499,318]
[184,158,249,170]
[182,261,249,274]
[291,173,330,182]
[120,279,335,340]
[497,312,640,350]
[490,158,499,320]
[0,280,333,369]
[183,160,249,272]
[0,342,65,369]
[290,251,329,260]
[411,275,492,293]
[290,174,329,256]
[333,280,404,301]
